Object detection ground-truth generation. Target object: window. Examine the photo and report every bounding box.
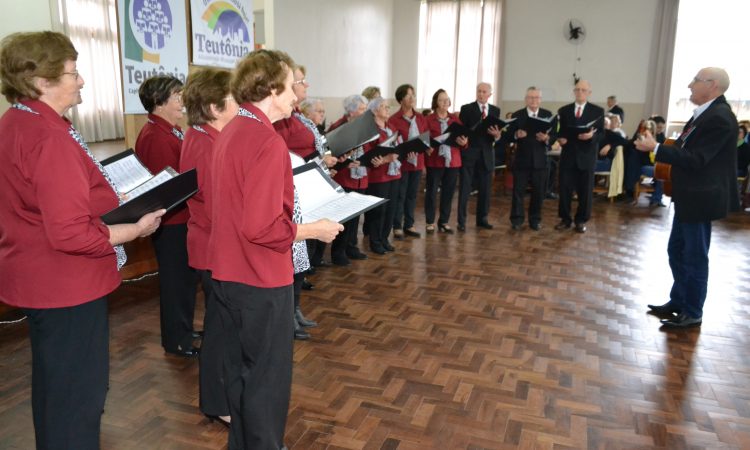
[417,0,502,110]
[53,0,125,141]
[668,0,750,123]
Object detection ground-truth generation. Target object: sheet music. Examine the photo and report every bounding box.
[302,193,384,223]
[103,154,152,193]
[124,169,175,201]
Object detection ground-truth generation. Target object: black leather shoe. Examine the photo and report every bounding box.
[192,330,204,339]
[457,224,466,232]
[574,223,587,233]
[545,192,559,200]
[511,224,522,231]
[554,220,572,231]
[393,229,404,240]
[477,221,494,229]
[347,250,368,260]
[301,279,314,290]
[370,244,386,255]
[530,223,541,231]
[660,313,702,329]
[438,223,454,234]
[205,414,230,428]
[332,256,351,266]
[383,241,395,252]
[295,307,318,328]
[647,302,681,317]
[404,227,421,238]
[166,346,200,358]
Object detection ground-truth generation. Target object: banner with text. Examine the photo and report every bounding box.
[190,0,254,69]
[118,0,189,114]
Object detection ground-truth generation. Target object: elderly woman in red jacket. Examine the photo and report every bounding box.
[179,67,239,427]
[207,49,342,450]
[0,31,163,448]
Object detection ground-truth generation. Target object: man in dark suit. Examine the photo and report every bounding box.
[553,80,604,233]
[508,87,553,230]
[635,67,739,329]
[458,82,502,231]
[606,95,624,122]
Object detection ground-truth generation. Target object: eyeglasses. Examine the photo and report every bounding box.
[692,77,714,83]
[170,93,183,103]
[62,71,80,80]
[293,79,308,86]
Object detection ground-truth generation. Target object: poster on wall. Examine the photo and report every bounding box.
[118,0,189,114]
[190,0,254,68]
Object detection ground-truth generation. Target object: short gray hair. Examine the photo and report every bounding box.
[299,97,323,115]
[343,94,368,115]
[367,96,387,112]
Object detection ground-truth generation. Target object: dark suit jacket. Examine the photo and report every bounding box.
[510,107,553,170]
[655,95,739,222]
[607,105,624,121]
[556,102,605,171]
[459,101,501,170]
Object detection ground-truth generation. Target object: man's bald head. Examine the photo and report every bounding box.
[476,82,492,103]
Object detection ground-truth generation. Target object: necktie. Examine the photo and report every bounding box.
[575,106,582,118]
[481,105,487,119]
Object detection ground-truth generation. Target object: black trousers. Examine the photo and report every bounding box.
[151,223,198,352]
[393,170,422,230]
[510,167,547,226]
[198,270,228,417]
[331,187,364,259]
[23,297,109,450]
[558,165,595,225]
[212,279,294,450]
[366,180,398,250]
[425,166,459,225]
[306,239,327,266]
[458,148,492,226]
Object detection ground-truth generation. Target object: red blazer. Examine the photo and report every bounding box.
[388,109,429,172]
[365,127,401,184]
[180,124,219,271]
[0,100,120,308]
[326,115,348,133]
[425,112,464,169]
[134,114,188,225]
[273,111,316,160]
[208,103,297,288]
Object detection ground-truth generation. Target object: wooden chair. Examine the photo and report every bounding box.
[633,174,655,205]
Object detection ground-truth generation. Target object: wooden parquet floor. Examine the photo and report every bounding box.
[2,186,750,450]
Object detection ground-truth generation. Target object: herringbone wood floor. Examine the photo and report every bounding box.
[2,185,750,449]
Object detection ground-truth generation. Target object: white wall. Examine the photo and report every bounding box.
[0,0,53,113]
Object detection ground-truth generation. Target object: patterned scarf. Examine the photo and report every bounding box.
[349,146,367,179]
[437,117,452,167]
[13,103,127,269]
[291,187,310,274]
[382,127,401,176]
[402,114,420,166]
[294,112,326,157]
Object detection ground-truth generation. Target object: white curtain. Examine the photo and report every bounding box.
[643,0,679,119]
[51,0,125,142]
[417,0,503,110]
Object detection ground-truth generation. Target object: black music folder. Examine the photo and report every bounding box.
[471,115,515,135]
[99,149,198,224]
[520,115,558,135]
[430,122,471,148]
[564,117,600,138]
[292,162,387,223]
[396,132,431,160]
[325,110,380,157]
[357,133,400,167]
